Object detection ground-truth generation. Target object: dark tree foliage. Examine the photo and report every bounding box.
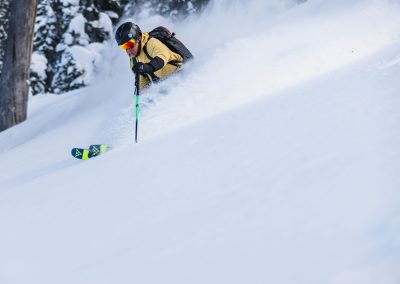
[0,1,11,77]
[30,0,210,96]
[31,0,129,95]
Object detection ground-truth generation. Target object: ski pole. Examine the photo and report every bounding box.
[135,71,140,143]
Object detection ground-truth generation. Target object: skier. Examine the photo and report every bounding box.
[115,22,190,90]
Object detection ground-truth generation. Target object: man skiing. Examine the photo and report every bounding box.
[115,22,191,90]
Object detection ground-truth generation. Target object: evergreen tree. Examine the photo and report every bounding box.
[0,0,11,77]
[30,0,209,95]
[31,0,129,95]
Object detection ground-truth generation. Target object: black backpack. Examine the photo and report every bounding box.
[144,26,194,63]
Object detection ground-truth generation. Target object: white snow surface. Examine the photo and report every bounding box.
[31,52,48,79]
[1,0,400,283]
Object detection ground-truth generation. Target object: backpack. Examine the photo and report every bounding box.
[144,26,194,63]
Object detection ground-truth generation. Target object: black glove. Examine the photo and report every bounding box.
[132,62,154,74]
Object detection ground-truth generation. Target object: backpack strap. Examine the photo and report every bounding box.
[143,44,154,60]
[138,43,157,82]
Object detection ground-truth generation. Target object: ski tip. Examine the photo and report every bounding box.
[71,148,87,160]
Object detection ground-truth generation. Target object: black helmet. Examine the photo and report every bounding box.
[115,22,142,45]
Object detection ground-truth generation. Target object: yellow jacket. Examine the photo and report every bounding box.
[129,32,183,90]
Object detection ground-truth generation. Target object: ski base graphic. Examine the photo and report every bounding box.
[71,144,110,160]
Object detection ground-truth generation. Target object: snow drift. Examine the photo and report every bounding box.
[1,0,400,283]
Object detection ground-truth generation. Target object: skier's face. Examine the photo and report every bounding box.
[126,42,139,57]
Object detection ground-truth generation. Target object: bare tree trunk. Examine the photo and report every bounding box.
[0,0,38,132]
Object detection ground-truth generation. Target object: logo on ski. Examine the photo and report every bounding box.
[71,144,111,160]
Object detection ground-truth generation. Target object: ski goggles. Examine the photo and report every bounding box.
[119,39,138,50]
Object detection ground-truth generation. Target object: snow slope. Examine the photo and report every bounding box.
[1,0,400,283]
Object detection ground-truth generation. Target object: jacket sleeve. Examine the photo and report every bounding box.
[146,38,171,68]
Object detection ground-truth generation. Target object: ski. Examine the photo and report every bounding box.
[71,144,111,160]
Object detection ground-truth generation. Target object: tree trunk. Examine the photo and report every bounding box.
[0,0,38,132]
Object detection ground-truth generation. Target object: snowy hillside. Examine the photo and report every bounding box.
[1,0,400,283]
